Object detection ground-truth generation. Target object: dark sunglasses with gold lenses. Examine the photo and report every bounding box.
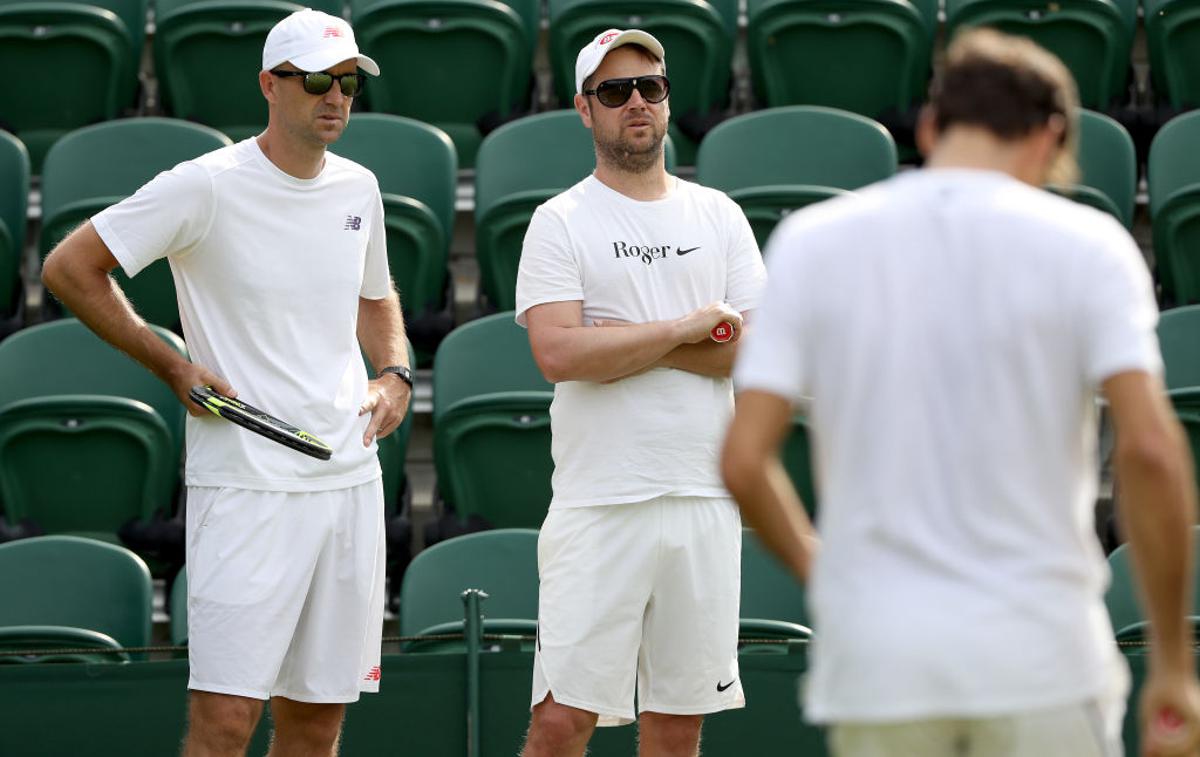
[270,69,366,97]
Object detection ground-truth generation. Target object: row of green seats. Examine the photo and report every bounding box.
[9,0,1200,171]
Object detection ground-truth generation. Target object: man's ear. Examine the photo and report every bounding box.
[574,92,593,129]
[259,69,276,103]
[915,105,939,158]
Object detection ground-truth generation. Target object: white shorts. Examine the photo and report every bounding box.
[185,480,386,703]
[531,495,745,726]
[830,696,1125,757]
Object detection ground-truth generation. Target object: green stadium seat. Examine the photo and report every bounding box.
[1159,305,1200,391]
[1145,0,1200,110]
[0,319,187,541]
[1170,390,1200,486]
[398,528,539,651]
[335,115,457,363]
[1116,618,1200,757]
[39,118,232,330]
[1104,524,1200,637]
[784,415,819,519]
[475,109,677,311]
[0,130,28,335]
[0,535,153,658]
[1047,108,1137,227]
[350,0,539,168]
[0,625,129,664]
[0,396,175,540]
[696,106,897,248]
[0,0,145,168]
[432,312,553,531]
[746,0,932,143]
[944,0,1133,110]
[548,0,736,165]
[1150,111,1200,306]
[170,567,188,646]
[155,0,329,139]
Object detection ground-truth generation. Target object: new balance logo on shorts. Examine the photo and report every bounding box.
[612,241,700,265]
[344,215,362,231]
[363,666,381,682]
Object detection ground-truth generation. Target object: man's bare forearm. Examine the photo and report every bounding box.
[535,320,686,383]
[357,289,408,370]
[656,341,737,378]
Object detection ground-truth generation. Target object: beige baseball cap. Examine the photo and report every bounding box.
[262,9,380,76]
[574,28,665,93]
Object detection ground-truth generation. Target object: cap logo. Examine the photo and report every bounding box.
[323,26,343,38]
[599,31,618,45]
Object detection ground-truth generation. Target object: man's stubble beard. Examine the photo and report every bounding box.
[594,121,667,174]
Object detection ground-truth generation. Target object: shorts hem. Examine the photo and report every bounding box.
[271,689,364,704]
[188,680,270,700]
[532,686,635,727]
[639,697,747,718]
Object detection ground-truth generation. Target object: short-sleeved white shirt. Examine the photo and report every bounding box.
[93,138,391,491]
[516,175,766,508]
[735,168,1160,721]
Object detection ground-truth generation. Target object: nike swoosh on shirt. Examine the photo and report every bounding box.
[676,246,701,256]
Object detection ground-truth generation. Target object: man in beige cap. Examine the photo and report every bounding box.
[42,9,410,755]
[516,28,765,757]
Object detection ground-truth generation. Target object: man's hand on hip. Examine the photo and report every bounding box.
[359,374,412,445]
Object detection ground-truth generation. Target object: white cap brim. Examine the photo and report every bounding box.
[575,29,665,93]
[287,46,380,76]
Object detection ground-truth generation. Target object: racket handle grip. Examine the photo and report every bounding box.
[711,322,735,343]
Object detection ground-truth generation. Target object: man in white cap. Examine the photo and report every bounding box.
[516,28,766,757]
[42,9,409,755]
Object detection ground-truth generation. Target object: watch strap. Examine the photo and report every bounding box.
[380,365,414,388]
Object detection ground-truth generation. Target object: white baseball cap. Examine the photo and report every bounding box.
[574,28,665,94]
[262,9,380,76]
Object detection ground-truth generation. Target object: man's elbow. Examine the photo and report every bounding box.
[40,249,68,296]
[720,442,758,502]
[1115,427,1189,486]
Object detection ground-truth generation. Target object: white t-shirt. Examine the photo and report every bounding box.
[93,138,391,492]
[516,175,766,508]
[735,168,1160,722]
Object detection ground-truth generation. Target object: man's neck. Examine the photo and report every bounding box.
[593,158,673,201]
[256,129,325,180]
[924,128,1043,186]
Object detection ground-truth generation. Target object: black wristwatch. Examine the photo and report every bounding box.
[379,365,414,389]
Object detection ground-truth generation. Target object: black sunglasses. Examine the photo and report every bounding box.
[270,69,366,97]
[584,75,670,108]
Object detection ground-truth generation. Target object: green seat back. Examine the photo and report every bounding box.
[433,390,554,526]
[334,114,457,324]
[1145,0,1200,109]
[432,311,550,421]
[1048,108,1136,228]
[474,110,676,309]
[398,528,539,636]
[432,313,553,526]
[1150,111,1200,306]
[747,0,932,121]
[154,0,316,137]
[0,535,153,652]
[0,396,175,536]
[170,568,188,645]
[350,0,536,167]
[1171,390,1200,486]
[783,415,819,518]
[548,0,733,164]
[39,118,232,330]
[945,0,1130,109]
[741,528,810,626]
[697,106,897,246]
[365,340,417,513]
[0,1,141,168]
[1158,305,1200,391]
[0,625,129,664]
[0,318,189,451]
[0,131,28,318]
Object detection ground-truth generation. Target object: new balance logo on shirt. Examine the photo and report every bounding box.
[344,215,361,231]
[612,241,700,265]
[363,666,381,682]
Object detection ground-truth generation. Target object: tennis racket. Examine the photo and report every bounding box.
[189,385,334,461]
[711,322,736,343]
